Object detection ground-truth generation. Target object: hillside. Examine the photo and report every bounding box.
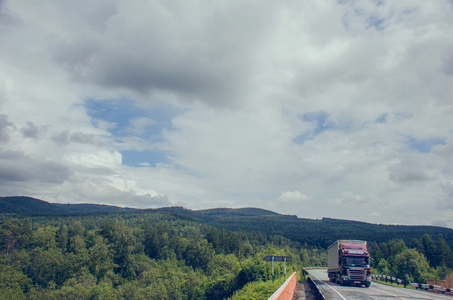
[55,203,136,214]
[0,196,134,215]
[0,196,70,216]
[1,196,453,248]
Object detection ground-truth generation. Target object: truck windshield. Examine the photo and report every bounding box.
[343,257,368,267]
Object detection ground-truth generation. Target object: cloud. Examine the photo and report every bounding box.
[441,44,453,76]
[64,151,122,170]
[1,1,453,227]
[335,191,370,207]
[0,150,72,185]
[0,114,13,142]
[277,191,311,204]
[20,121,40,139]
[388,153,439,184]
[52,130,98,145]
[59,181,171,208]
[50,1,279,108]
[437,181,453,210]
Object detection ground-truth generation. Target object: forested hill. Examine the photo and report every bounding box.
[1,196,453,248]
[157,206,453,248]
[0,196,135,215]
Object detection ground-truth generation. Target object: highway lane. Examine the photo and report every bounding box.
[306,268,453,299]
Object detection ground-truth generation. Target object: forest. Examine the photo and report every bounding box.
[369,234,453,283]
[0,212,324,299]
[1,196,453,299]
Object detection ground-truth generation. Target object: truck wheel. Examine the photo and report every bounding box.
[364,282,371,288]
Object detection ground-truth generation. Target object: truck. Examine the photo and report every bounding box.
[327,240,371,287]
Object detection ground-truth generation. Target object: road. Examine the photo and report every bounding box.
[305,268,452,300]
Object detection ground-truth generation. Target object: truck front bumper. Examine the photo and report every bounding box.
[340,276,371,286]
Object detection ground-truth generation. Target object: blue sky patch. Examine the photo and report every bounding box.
[406,137,446,153]
[85,98,180,140]
[121,149,170,167]
[366,15,387,31]
[85,98,182,167]
[293,132,311,145]
[294,112,344,144]
[85,98,137,136]
[302,111,337,135]
[375,113,388,123]
[375,112,412,124]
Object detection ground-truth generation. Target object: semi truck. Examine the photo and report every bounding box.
[327,240,371,287]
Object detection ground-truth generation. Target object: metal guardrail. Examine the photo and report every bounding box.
[302,268,326,300]
[299,271,453,297]
[371,274,406,287]
[374,274,453,295]
[410,283,453,294]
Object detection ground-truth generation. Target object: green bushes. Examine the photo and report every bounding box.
[228,278,285,300]
[0,214,309,299]
[370,236,453,283]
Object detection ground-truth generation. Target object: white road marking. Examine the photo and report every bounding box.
[369,286,407,299]
[308,270,347,300]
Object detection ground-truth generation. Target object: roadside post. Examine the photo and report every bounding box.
[266,256,292,282]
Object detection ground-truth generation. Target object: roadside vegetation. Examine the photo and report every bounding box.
[1,202,453,298]
[369,236,453,284]
[0,212,324,299]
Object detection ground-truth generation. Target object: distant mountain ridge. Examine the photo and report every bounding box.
[0,196,70,215]
[1,196,453,248]
[0,196,134,215]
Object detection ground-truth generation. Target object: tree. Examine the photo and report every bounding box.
[183,238,214,270]
[420,234,437,267]
[368,241,382,262]
[89,281,117,300]
[207,254,240,277]
[0,219,32,254]
[143,224,160,259]
[0,265,31,300]
[436,238,453,268]
[375,258,391,275]
[56,223,69,252]
[101,220,137,278]
[393,248,430,283]
[236,258,270,289]
[88,235,114,280]
[204,274,237,300]
[206,227,221,253]
[32,226,57,250]
[27,247,69,286]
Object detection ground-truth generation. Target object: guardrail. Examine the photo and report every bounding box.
[301,268,326,300]
[268,272,297,300]
[373,274,453,295]
[410,283,453,295]
[372,274,406,287]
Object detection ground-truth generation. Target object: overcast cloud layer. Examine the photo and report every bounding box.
[1,0,453,227]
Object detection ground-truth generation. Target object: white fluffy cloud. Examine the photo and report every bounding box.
[1,0,453,227]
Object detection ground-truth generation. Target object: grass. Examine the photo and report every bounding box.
[227,278,286,300]
[372,279,415,289]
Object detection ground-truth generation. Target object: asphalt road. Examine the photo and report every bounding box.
[305,268,452,300]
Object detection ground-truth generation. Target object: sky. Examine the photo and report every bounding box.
[1,0,453,228]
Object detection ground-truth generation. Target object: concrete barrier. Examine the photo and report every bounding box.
[268,272,297,300]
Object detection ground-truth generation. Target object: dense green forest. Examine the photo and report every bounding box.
[3,196,453,248]
[1,196,453,299]
[369,235,453,283]
[0,212,324,299]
